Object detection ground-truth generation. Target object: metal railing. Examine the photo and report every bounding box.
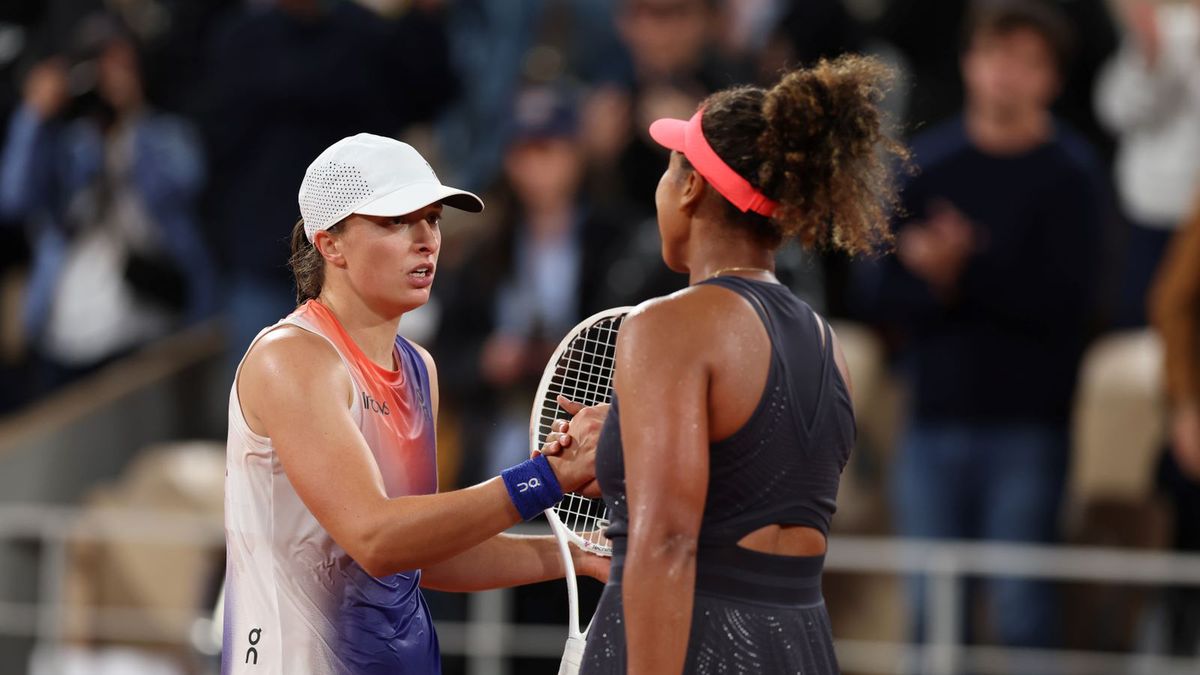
[1,505,1199,674]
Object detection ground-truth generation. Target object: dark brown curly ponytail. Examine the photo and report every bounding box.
[695,54,908,254]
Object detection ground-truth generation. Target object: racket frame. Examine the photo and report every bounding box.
[529,306,632,674]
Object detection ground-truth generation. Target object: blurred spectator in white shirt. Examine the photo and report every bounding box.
[1096,0,1200,327]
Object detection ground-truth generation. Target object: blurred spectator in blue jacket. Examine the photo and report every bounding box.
[857,0,1104,650]
[201,0,457,363]
[1096,0,1200,328]
[0,15,215,395]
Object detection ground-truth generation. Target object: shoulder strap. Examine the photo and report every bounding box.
[395,336,433,420]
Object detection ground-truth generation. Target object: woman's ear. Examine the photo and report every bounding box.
[680,168,705,216]
[313,229,346,268]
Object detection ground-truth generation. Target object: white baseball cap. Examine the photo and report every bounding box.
[298,133,484,242]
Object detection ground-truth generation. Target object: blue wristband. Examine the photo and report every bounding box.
[501,454,564,521]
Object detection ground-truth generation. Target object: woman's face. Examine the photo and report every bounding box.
[654,151,693,273]
[329,203,443,315]
[504,137,585,213]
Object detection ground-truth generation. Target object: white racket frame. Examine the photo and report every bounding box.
[530,306,631,675]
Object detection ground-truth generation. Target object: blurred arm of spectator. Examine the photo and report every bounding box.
[895,200,976,298]
[953,170,1098,330]
[1095,0,1194,133]
[1150,195,1200,480]
[0,59,68,220]
[854,181,945,324]
[878,169,1098,332]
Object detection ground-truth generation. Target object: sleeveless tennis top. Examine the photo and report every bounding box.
[222,299,439,675]
[596,275,855,584]
[582,277,852,674]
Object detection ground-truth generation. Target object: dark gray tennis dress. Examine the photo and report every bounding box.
[581,276,854,675]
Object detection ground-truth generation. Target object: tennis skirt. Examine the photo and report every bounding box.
[579,547,840,674]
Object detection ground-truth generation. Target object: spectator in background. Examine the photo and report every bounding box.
[858,1,1102,649]
[201,0,456,363]
[1148,189,1200,656]
[435,87,622,486]
[436,0,625,191]
[1096,0,1200,328]
[871,0,1117,154]
[583,0,733,217]
[580,0,742,305]
[0,14,215,395]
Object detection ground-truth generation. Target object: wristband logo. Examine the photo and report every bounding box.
[518,477,542,492]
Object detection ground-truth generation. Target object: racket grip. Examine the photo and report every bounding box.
[557,635,586,675]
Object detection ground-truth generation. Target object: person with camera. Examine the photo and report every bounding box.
[0,15,216,396]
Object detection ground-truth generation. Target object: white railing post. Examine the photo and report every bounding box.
[466,588,512,675]
[926,552,962,675]
[33,512,69,670]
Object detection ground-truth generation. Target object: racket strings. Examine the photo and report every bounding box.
[535,320,621,441]
[555,492,611,552]
[536,316,622,555]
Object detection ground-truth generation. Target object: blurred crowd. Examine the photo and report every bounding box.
[2,0,1200,664]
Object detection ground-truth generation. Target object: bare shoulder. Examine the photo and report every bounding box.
[617,285,738,359]
[242,325,340,381]
[238,326,351,421]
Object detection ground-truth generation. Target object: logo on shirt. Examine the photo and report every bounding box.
[518,477,542,492]
[362,392,390,416]
[245,627,262,665]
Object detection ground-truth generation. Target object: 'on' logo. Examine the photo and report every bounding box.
[245,627,262,665]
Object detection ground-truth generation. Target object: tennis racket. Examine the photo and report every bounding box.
[531,306,631,675]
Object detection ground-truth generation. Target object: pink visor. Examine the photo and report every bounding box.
[649,108,779,217]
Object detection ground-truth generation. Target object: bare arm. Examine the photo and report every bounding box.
[421,533,607,591]
[617,299,710,675]
[239,328,591,578]
[1150,206,1200,404]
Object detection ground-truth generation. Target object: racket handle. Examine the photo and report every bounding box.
[557,635,586,675]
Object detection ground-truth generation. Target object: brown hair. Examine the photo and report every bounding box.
[691,54,908,255]
[289,218,329,304]
[962,0,1075,75]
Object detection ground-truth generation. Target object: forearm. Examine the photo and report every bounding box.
[362,478,524,576]
[622,540,696,675]
[365,449,574,577]
[0,106,50,218]
[1150,215,1200,402]
[135,122,205,206]
[420,533,564,592]
[1095,46,1176,132]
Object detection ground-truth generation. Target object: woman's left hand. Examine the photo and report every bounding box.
[535,397,609,497]
[572,545,612,583]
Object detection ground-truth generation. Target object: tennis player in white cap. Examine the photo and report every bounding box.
[223,133,606,674]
